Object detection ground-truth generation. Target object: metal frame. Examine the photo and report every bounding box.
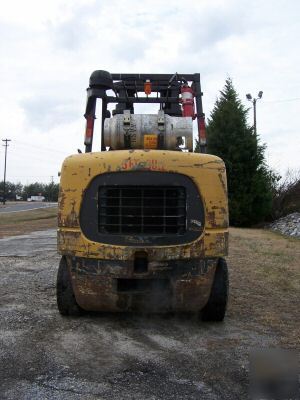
[84,72,206,153]
[79,171,204,246]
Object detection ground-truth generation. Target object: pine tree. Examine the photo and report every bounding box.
[200,78,277,226]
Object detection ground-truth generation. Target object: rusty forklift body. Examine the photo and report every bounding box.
[57,72,229,319]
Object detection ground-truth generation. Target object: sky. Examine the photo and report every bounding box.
[0,0,299,184]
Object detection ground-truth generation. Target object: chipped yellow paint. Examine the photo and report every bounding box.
[58,149,228,260]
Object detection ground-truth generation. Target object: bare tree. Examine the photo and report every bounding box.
[272,169,300,219]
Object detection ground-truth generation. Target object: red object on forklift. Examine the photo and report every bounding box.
[144,79,152,95]
[181,84,195,119]
[84,115,95,145]
[198,115,207,145]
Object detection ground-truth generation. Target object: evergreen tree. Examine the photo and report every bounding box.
[198,78,277,226]
[0,181,59,201]
[0,181,23,199]
[44,182,59,201]
[22,182,46,199]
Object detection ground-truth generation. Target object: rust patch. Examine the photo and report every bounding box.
[69,256,217,312]
[193,160,224,168]
[120,158,165,171]
[64,188,77,193]
[58,191,66,210]
[208,206,228,228]
[64,200,79,228]
[212,232,228,254]
[58,228,228,261]
[57,211,63,226]
[218,172,227,196]
[207,211,217,228]
[173,265,215,312]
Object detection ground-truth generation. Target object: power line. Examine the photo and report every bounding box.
[3,174,60,183]
[13,139,68,155]
[263,97,300,104]
[8,151,65,163]
[2,139,11,205]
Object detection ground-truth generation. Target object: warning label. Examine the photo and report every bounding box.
[144,134,158,149]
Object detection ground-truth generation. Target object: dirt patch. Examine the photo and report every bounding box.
[0,228,299,399]
[0,208,57,238]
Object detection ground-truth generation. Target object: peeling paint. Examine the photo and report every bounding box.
[58,149,229,312]
[68,256,217,312]
[218,172,228,196]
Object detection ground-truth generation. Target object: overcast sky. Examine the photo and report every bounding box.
[0,0,299,184]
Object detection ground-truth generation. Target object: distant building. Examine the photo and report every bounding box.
[27,195,45,202]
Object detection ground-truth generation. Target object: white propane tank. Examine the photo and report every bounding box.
[103,110,193,151]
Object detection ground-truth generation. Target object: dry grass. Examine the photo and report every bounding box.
[228,227,300,347]
[0,207,57,238]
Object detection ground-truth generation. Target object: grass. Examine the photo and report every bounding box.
[228,227,300,347]
[0,207,57,238]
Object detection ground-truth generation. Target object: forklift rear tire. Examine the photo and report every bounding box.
[56,257,82,316]
[201,258,228,322]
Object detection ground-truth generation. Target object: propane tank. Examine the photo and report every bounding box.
[104,111,193,151]
[181,84,195,119]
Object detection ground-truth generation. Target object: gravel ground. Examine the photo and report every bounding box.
[0,229,298,399]
[269,212,300,237]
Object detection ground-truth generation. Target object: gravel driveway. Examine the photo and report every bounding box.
[0,229,297,399]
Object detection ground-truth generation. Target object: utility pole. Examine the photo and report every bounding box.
[49,176,54,202]
[2,139,11,205]
[246,91,263,135]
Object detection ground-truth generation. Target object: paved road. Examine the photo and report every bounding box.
[0,230,281,400]
[0,202,57,214]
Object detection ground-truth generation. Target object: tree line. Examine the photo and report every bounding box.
[0,181,59,202]
[195,78,299,226]
[1,79,298,221]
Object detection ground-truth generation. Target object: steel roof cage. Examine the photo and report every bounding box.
[84,71,206,153]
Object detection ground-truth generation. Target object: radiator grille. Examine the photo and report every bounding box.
[98,186,186,235]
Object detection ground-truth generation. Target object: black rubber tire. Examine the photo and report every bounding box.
[56,257,82,316]
[201,258,229,322]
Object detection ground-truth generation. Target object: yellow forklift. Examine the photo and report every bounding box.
[57,71,229,320]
